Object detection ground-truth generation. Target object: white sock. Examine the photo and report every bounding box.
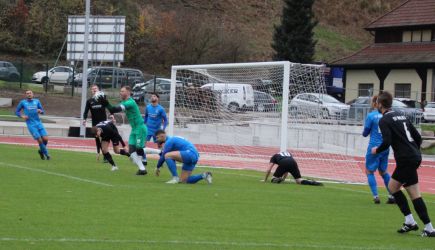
[144,147,161,155]
[425,222,434,232]
[130,152,146,171]
[405,214,416,225]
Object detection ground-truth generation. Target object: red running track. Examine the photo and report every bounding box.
[1,135,434,194]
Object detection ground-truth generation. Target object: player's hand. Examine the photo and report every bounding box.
[82,120,87,126]
[22,115,28,121]
[371,147,377,155]
[37,109,43,114]
[155,168,160,177]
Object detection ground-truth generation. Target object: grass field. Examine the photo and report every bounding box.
[0,144,434,250]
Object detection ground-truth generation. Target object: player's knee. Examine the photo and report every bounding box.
[366,169,374,175]
[136,148,144,156]
[295,178,303,184]
[129,146,136,154]
[379,170,386,176]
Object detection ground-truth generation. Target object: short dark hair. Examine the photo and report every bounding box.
[122,86,131,92]
[377,91,392,109]
[155,129,166,136]
[91,84,99,89]
[151,93,160,98]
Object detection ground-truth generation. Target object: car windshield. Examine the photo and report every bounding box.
[160,84,170,91]
[393,100,408,108]
[426,103,435,108]
[319,95,340,103]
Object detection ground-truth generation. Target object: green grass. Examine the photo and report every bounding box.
[421,123,435,132]
[0,80,43,93]
[0,108,54,123]
[0,144,434,250]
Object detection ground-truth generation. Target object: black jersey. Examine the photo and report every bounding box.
[270,151,294,165]
[376,110,422,161]
[83,97,107,126]
[96,121,118,140]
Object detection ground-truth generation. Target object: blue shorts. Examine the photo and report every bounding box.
[146,134,156,142]
[180,150,199,171]
[27,123,47,140]
[365,151,389,172]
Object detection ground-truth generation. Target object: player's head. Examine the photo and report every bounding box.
[371,95,378,109]
[377,91,393,112]
[91,84,99,95]
[120,86,131,100]
[25,90,33,100]
[150,93,159,104]
[91,127,102,138]
[155,129,167,143]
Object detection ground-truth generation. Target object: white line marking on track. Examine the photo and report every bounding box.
[0,162,113,187]
[0,237,423,250]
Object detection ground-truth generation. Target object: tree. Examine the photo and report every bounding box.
[272,0,317,63]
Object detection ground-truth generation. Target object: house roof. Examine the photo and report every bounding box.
[366,0,435,30]
[331,42,435,67]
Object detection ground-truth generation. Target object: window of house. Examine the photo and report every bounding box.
[412,30,422,42]
[358,83,374,97]
[395,83,412,98]
[402,31,412,42]
[432,29,435,41]
[422,30,431,42]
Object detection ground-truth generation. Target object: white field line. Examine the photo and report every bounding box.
[0,162,113,187]
[0,237,424,250]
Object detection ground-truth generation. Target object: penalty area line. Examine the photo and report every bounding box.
[0,162,113,187]
[0,237,405,250]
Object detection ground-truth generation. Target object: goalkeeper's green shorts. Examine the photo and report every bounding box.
[128,125,147,148]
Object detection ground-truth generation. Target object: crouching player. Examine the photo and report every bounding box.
[265,152,322,186]
[92,120,130,171]
[155,130,212,184]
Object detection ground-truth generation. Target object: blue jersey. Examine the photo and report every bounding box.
[363,110,388,153]
[144,104,168,135]
[157,136,199,168]
[15,99,44,125]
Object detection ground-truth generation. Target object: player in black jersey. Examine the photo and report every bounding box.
[265,151,322,186]
[372,91,434,237]
[83,85,108,161]
[92,120,129,171]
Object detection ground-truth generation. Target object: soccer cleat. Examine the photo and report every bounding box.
[166,177,180,184]
[204,172,213,184]
[386,196,396,204]
[111,166,119,171]
[136,169,147,175]
[38,150,45,160]
[421,230,435,237]
[103,158,109,164]
[142,161,148,166]
[397,223,419,233]
[271,177,283,183]
[45,155,51,160]
[373,197,381,204]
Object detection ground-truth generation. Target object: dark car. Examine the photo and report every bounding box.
[124,68,146,86]
[253,90,277,112]
[0,61,20,81]
[348,96,423,123]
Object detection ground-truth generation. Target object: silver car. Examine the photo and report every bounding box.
[0,61,20,81]
[290,93,349,119]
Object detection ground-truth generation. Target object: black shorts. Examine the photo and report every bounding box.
[392,159,421,187]
[273,158,301,180]
[101,135,120,147]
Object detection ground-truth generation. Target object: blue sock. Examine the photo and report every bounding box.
[165,158,178,177]
[381,172,391,194]
[39,143,48,156]
[142,153,147,162]
[186,174,203,184]
[43,140,47,146]
[367,173,378,197]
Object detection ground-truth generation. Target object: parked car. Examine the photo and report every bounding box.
[132,78,183,105]
[290,93,349,119]
[75,67,130,87]
[0,61,20,81]
[201,83,255,112]
[124,68,146,86]
[423,102,435,122]
[348,96,423,123]
[32,66,74,84]
[253,90,277,112]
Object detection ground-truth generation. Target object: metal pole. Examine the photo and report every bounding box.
[280,61,290,152]
[45,63,49,93]
[19,59,23,88]
[80,0,91,137]
[168,68,177,136]
[71,61,75,97]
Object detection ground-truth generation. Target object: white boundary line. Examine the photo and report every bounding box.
[0,162,113,187]
[0,237,417,250]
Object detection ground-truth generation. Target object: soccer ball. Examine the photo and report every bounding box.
[93,91,106,101]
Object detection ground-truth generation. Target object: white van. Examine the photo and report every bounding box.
[201,83,255,112]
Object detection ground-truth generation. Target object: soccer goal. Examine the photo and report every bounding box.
[168,62,366,183]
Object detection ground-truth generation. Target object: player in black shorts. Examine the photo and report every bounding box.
[372,91,434,237]
[83,84,108,161]
[264,151,322,186]
[92,120,130,171]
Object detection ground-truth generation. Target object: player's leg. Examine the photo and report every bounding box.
[161,151,180,182]
[128,131,147,175]
[365,155,379,203]
[179,151,210,184]
[37,124,50,159]
[289,161,322,186]
[389,165,419,233]
[378,153,395,204]
[271,165,287,183]
[101,141,118,171]
[403,166,435,237]
[28,124,46,160]
[140,126,148,165]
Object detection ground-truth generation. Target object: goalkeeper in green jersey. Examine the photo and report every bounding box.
[99,86,148,175]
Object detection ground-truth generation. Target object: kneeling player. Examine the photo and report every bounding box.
[155,130,212,184]
[92,120,130,171]
[265,152,322,186]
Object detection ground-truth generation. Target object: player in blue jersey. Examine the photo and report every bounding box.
[154,130,212,184]
[15,90,50,160]
[142,93,168,165]
[362,95,394,204]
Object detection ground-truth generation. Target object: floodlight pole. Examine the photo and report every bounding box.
[79,0,91,137]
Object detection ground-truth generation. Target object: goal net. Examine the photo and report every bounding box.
[168,62,367,183]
